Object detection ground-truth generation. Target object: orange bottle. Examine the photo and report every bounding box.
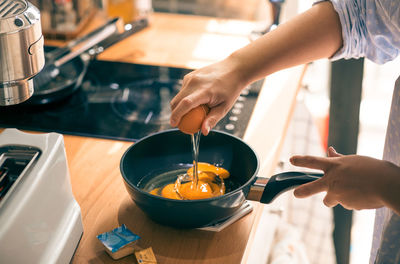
[106,0,137,23]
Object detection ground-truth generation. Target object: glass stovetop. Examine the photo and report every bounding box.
[0,60,264,141]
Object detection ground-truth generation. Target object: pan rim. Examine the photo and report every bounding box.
[120,128,260,203]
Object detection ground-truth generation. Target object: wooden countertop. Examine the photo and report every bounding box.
[97,12,258,68]
[3,12,305,264]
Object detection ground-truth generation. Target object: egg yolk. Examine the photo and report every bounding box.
[186,162,230,179]
[149,163,229,200]
[178,180,214,200]
[161,184,181,200]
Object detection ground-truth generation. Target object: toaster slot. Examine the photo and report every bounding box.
[0,168,10,200]
[0,146,41,205]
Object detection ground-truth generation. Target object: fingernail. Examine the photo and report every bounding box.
[294,188,304,197]
[205,125,210,135]
[170,118,177,127]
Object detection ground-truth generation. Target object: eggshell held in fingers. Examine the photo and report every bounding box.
[178,105,209,134]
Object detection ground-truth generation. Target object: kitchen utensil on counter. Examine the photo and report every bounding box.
[0,0,44,105]
[120,129,323,228]
[0,128,83,263]
[27,46,90,105]
[28,17,148,105]
[32,18,122,99]
[30,0,98,40]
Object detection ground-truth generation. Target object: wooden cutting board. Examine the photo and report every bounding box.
[63,135,261,264]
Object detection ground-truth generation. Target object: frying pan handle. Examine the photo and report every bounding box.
[53,18,124,67]
[260,171,323,204]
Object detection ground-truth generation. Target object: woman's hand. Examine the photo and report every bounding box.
[290,147,400,213]
[170,57,248,135]
[169,1,342,136]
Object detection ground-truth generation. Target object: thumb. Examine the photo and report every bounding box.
[327,146,342,157]
[201,106,225,135]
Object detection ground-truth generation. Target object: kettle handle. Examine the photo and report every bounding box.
[260,171,323,204]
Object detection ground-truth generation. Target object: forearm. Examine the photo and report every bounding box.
[228,1,342,85]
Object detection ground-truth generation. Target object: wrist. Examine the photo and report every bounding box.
[225,51,257,89]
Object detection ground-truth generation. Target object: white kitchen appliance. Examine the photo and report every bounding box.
[0,128,83,263]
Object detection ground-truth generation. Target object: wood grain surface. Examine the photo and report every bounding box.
[98,12,257,68]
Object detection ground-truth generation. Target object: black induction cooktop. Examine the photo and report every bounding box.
[0,60,264,141]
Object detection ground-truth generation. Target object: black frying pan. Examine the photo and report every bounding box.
[120,129,323,228]
[26,18,149,105]
[25,48,89,105]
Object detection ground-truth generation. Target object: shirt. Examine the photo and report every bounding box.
[329,0,400,64]
[316,0,400,263]
[371,77,400,263]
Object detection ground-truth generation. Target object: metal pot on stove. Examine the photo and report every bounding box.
[0,0,44,106]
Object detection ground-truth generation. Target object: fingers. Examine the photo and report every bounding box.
[201,105,226,135]
[170,91,210,128]
[290,155,333,171]
[293,179,327,198]
[170,74,192,110]
[170,75,200,127]
[323,193,339,207]
[170,96,195,127]
[170,71,218,128]
[294,178,343,209]
[294,179,339,208]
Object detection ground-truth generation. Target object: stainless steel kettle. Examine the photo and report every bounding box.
[0,0,44,106]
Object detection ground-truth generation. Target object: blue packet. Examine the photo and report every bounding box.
[97,224,141,253]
